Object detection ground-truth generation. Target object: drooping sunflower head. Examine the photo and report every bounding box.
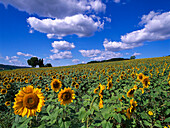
[127,88,136,98]
[45,87,50,92]
[142,76,150,88]
[107,81,113,90]
[5,101,11,106]
[58,87,75,105]
[51,79,62,92]
[137,73,144,81]
[1,89,7,95]
[126,108,132,119]
[13,85,45,118]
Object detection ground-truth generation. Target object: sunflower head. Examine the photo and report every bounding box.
[142,76,150,88]
[1,89,7,95]
[5,101,11,106]
[127,88,136,98]
[107,81,113,90]
[51,79,62,92]
[126,108,132,119]
[137,73,144,81]
[94,88,99,94]
[148,111,153,116]
[75,83,79,89]
[116,78,120,83]
[39,76,43,80]
[45,87,50,92]
[58,87,75,105]
[13,85,45,118]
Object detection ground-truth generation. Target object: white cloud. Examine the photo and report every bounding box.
[51,41,75,50]
[17,52,33,57]
[114,0,120,3]
[81,61,86,64]
[79,49,101,57]
[0,0,106,18]
[103,39,142,51]
[91,51,122,61]
[50,49,59,54]
[104,17,111,22]
[104,11,170,52]
[5,56,22,64]
[27,14,104,38]
[49,51,72,60]
[121,11,170,44]
[72,59,80,63]
[125,53,130,55]
[132,52,141,56]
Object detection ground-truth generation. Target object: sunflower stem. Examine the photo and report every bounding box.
[86,96,98,128]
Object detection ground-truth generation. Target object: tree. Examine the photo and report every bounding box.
[45,63,52,67]
[130,56,136,59]
[38,59,44,67]
[27,57,39,67]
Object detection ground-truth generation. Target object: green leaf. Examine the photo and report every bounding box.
[165,109,170,115]
[143,120,152,126]
[101,120,112,128]
[92,103,99,112]
[164,117,170,122]
[113,113,122,123]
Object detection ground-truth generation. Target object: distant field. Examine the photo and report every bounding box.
[0,56,170,128]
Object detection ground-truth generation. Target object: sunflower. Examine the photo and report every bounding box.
[71,81,77,87]
[126,108,132,119]
[130,99,137,113]
[6,84,11,89]
[25,80,29,83]
[82,75,86,79]
[45,87,50,92]
[107,81,113,90]
[137,73,144,81]
[120,74,124,80]
[99,99,103,109]
[142,76,150,88]
[39,76,43,80]
[5,101,11,106]
[51,79,62,92]
[148,111,153,116]
[139,87,144,94]
[127,88,136,98]
[116,78,120,83]
[58,87,75,105]
[75,83,79,89]
[1,89,7,94]
[94,88,99,94]
[13,85,45,118]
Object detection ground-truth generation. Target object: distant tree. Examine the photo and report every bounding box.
[27,57,39,67]
[130,56,136,59]
[45,63,52,67]
[38,58,44,67]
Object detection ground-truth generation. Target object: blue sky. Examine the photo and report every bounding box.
[0,0,170,67]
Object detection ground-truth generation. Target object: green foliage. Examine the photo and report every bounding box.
[27,57,39,67]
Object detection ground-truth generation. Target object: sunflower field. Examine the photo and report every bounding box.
[0,56,170,128]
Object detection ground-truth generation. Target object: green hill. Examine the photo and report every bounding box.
[0,64,30,71]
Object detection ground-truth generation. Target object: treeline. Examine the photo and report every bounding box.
[27,57,52,68]
[0,64,30,70]
[87,58,130,64]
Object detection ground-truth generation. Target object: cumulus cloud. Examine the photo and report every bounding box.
[0,0,106,18]
[132,52,141,56]
[5,56,22,64]
[121,11,170,44]
[17,52,33,57]
[27,14,104,38]
[91,51,122,61]
[105,11,170,52]
[72,59,80,63]
[79,49,101,57]
[50,49,59,54]
[103,39,143,51]
[49,51,72,60]
[104,17,111,22]
[113,0,120,3]
[51,41,75,50]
